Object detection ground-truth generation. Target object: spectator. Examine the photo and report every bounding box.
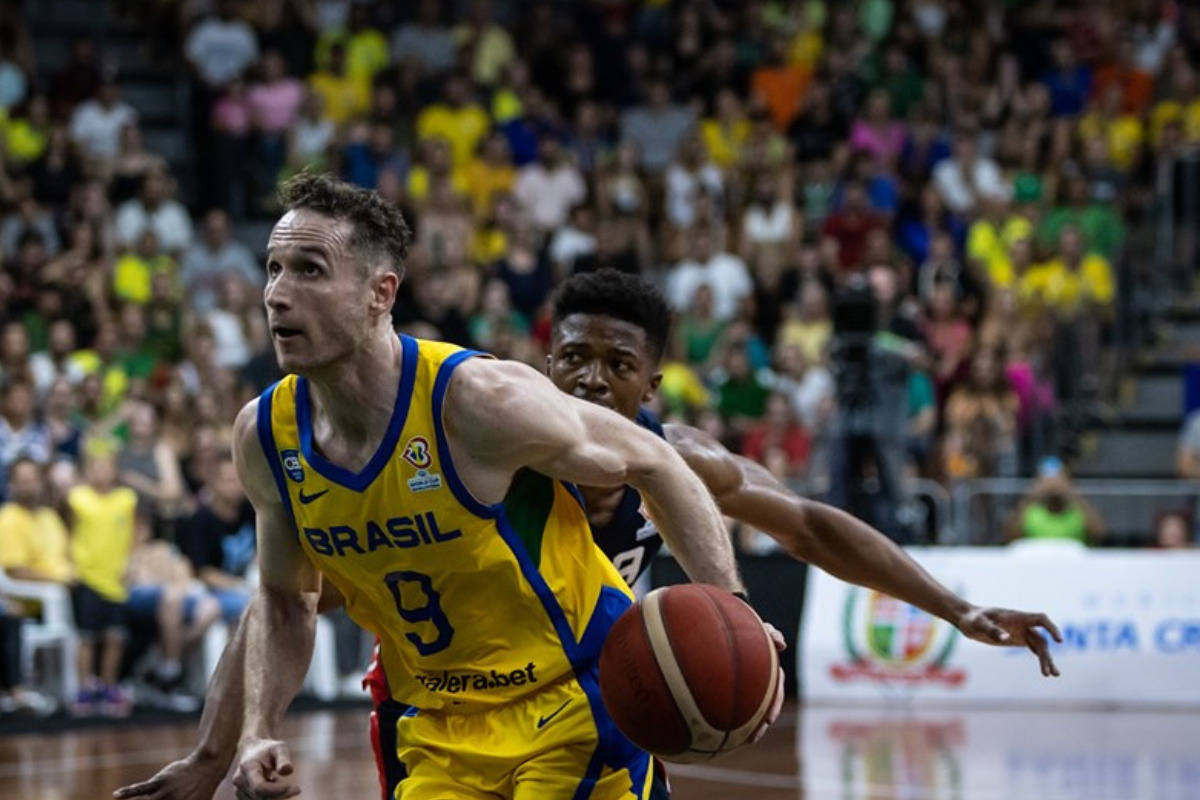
[0,457,72,585]
[739,392,812,481]
[620,77,697,174]
[106,123,168,206]
[943,346,1021,482]
[822,179,886,273]
[932,127,1010,216]
[701,88,749,171]
[341,118,408,191]
[453,0,516,88]
[1175,408,1200,481]
[114,169,194,257]
[248,49,305,196]
[416,72,490,169]
[180,209,263,314]
[29,319,86,399]
[667,225,753,322]
[67,444,139,717]
[1,194,60,262]
[513,135,586,235]
[307,42,370,126]
[285,90,336,176]
[184,0,260,93]
[547,204,596,276]
[464,130,516,221]
[42,376,85,461]
[177,451,256,626]
[664,134,724,232]
[48,36,101,122]
[1041,38,1092,117]
[314,2,388,82]
[116,400,185,524]
[1153,510,1194,550]
[850,89,906,166]
[113,230,178,307]
[391,0,456,75]
[203,274,268,371]
[711,330,772,432]
[0,378,50,491]
[1005,457,1105,544]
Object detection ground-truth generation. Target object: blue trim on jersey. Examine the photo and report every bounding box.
[256,382,298,535]
[430,348,500,519]
[295,335,418,492]
[561,480,586,511]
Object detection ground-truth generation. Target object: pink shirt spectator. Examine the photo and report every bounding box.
[248,79,305,133]
[213,92,252,136]
[849,120,907,163]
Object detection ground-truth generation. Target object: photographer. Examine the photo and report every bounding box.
[1005,457,1106,545]
[826,264,928,543]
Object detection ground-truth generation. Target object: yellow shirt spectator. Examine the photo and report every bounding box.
[4,117,47,164]
[1078,112,1144,171]
[114,252,177,305]
[1019,255,1115,317]
[463,157,516,219]
[308,70,371,125]
[0,503,72,583]
[454,24,516,87]
[967,216,1032,288]
[69,484,139,603]
[468,226,509,266]
[406,165,471,206]
[1150,98,1200,145]
[416,103,491,167]
[700,118,749,169]
[316,29,389,81]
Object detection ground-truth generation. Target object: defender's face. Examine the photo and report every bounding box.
[264,210,374,375]
[548,314,661,421]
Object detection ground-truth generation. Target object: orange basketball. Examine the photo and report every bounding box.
[597,584,780,763]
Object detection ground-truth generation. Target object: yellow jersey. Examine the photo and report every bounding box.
[259,336,633,712]
[69,485,138,602]
[0,503,73,583]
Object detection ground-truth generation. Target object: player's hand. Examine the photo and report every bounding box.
[113,751,228,800]
[956,605,1064,677]
[232,738,301,800]
[749,622,787,744]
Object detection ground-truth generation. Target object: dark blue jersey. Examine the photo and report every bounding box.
[590,408,665,585]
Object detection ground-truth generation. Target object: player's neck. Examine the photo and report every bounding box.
[306,330,404,448]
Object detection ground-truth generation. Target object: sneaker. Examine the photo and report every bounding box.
[69,684,100,718]
[98,684,133,718]
[10,689,57,719]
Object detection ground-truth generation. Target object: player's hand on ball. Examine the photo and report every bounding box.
[749,622,787,745]
[233,738,301,800]
[113,752,227,800]
[956,605,1064,677]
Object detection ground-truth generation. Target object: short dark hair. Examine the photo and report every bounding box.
[551,269,672,362]
[278,172,412,277]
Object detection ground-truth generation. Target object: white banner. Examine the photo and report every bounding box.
[799,544,1200,707]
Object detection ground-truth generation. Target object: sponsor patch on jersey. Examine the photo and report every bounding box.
[402,436,433,469]
[407,469,443,493]
[281,449,305,483]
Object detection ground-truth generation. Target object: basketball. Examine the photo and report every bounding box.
[597,584,780,763]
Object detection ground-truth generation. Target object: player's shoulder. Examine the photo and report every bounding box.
[230,395,282,506]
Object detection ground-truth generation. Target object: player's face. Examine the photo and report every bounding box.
[548,314,662,421]
[264,210,376,375]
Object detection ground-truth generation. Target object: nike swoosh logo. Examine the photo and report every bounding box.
[298,489,329,505]
[536,699,572,729]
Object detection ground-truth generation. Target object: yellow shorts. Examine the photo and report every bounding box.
[394,670,652,800]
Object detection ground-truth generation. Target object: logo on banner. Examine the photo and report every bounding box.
[831,589,965,686]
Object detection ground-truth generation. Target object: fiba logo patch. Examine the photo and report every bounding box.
[280,449,305,483]
[832,589,965,687]
[402,436,433,469]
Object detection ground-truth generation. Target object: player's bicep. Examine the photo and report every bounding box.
[231,400,320,595]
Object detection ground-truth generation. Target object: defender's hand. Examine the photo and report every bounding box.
[957,606,1064,677]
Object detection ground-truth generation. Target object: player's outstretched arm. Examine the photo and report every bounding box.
[666,424,1064,677]
[231,399,322,800]
[445,358,743,593]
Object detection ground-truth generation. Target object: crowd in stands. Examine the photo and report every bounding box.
[2,0,1199,717]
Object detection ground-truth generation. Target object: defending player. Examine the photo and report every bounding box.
[116,268,1061,800]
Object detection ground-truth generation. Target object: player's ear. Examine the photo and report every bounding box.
[643,371,663,404]
[369,269,399,318]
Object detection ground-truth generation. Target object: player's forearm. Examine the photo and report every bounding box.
[727,480,969,623]
[192,603,252,766]
[240,586,317,745]
[633,455,744,593]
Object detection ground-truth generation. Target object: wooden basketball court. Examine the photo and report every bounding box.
[3,699,1197,799]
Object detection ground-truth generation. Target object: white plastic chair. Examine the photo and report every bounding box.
[0,567,78,702]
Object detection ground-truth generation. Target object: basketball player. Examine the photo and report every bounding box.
[115,269,1062,800]
[208,175,780,800]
